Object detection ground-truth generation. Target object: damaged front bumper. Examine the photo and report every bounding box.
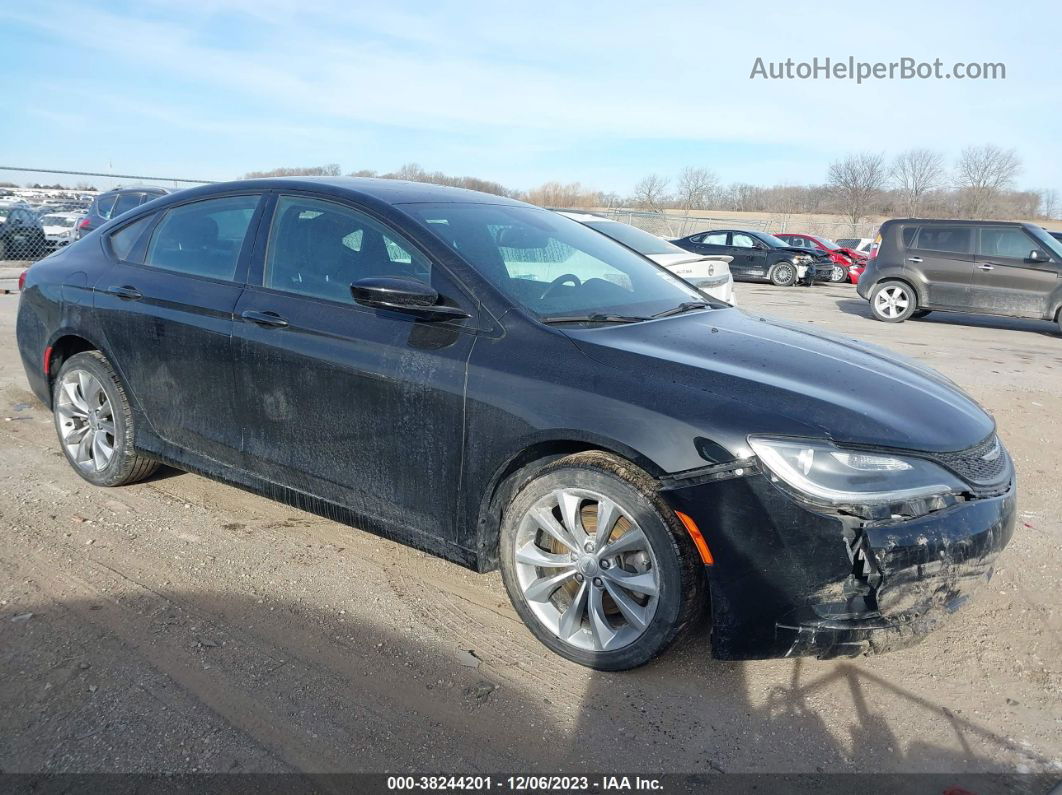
[663,469,1016,660]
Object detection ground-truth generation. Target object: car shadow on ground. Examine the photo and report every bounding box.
[4,585,1051,785]
[834,298,1058,336]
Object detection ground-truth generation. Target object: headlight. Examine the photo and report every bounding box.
[748,436,966,513]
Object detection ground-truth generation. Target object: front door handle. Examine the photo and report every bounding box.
[106,285,143,301]
[240,309,289,328]
[978,263,996,271]
[907,256,923,263]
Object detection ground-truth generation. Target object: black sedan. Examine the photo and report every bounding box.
[16,178,1015,669]
[671,228,831,286]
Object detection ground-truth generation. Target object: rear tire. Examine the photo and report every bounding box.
[870,281,917,323]
[499,452,706,671]
[52,351,160,487]
[769,261,797,287]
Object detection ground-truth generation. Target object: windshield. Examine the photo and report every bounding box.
[1029,226,1062,259]
[756,231,795,249]
[41,215,75,227]
[818,238,840,250]
[583,220,685,256]
[403,203,710,321]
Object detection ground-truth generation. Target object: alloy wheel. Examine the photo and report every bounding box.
[513,488,660,652]
[874,285,911,319]
[56,369,116,472]
[831,265,846,282]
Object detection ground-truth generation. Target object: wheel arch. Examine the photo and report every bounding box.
[470,433,664,572]
[44,330,107,404]
[868,274,926,307]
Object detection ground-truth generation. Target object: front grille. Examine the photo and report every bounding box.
[932,434,1010,490]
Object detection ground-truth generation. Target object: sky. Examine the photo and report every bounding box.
[1,0,1059,195]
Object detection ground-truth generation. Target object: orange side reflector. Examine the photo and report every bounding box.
[676,511,714,565]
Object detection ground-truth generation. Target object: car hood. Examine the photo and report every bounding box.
[563,308,993,455]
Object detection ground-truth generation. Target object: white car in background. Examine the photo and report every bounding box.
[557,211,735,304]
[39,211,82,249]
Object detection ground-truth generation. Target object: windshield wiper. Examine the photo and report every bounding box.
[650,301,710,319]
[541,313,651,325]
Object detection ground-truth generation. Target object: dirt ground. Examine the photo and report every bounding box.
[0,279,1059,777]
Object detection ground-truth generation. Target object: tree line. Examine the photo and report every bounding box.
[240,147,1056,229]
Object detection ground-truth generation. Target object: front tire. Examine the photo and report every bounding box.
[499,452,706,670]
[769,261,797,287]
[52,351,159,487]
[870,281,917,323]
[829,265,847,283]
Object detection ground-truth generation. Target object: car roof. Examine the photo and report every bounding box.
[883,218,1031,227]
[98,185,173,196]
[164,176,528,208]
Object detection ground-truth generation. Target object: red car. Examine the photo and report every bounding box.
[774,233,866,284]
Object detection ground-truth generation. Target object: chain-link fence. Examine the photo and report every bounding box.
[0,167,212,269]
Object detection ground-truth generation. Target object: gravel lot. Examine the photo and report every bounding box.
[1,278,1059,777]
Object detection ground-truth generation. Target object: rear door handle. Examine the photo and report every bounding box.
[106,285,143,300]
[240,309,289,328]
[907,256,923,263]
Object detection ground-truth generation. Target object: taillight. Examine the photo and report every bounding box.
[868,233,882,260]
[18,270,27,291]
[78,218,91,230]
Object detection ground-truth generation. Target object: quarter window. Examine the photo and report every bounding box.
[108,215,156,262]
[144,195,259,280]
[914,226,972,254]
[977,228,1037,259]
[95,194,118,220]
[264,195,429,303]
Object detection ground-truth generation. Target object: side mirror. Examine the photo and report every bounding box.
[351,277,471,320]
[1027,249,1046,263]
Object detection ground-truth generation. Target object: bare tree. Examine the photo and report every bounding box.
[1039,189,1060,220]
[523,181,603,208]
[244,163,341,178]
[827,152,887,233]
[631,174,670,211]
[955,144,1021,218]
[675,167,717,213]
[890,148,945,217]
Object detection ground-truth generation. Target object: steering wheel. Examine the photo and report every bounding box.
[540,273,582,300]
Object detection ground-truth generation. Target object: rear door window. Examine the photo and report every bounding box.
[702,232,728,245]
[144,195,260,281]
[731,233,756,248]
[914,226,972,254]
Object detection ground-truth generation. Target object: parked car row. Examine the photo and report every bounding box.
[2,185,178,261]
[670,229,832,287]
